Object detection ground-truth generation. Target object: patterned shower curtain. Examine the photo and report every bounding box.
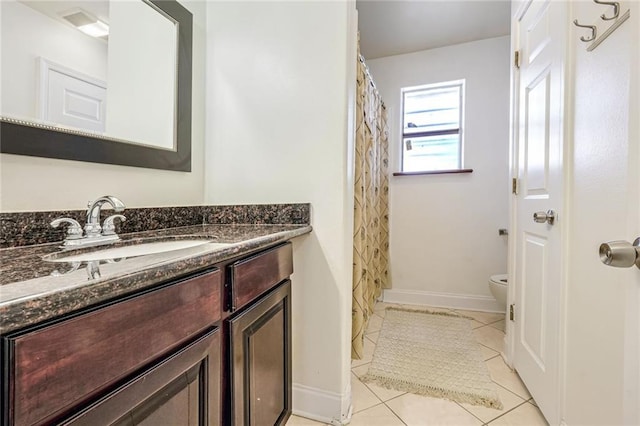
[351,52,390,360]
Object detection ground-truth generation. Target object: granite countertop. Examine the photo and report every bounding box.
[0,223,312,334]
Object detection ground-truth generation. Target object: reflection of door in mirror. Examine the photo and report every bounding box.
[0,0,177,150]
[39,58,108,133]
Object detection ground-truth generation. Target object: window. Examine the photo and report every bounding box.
[400,80,465,173]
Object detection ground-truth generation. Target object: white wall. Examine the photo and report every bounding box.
[204,2,355,423]
[0,0,207,212]
[367,36,510,312]
[0,0,108,121]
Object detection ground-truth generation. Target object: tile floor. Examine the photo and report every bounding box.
[287,303,549,426]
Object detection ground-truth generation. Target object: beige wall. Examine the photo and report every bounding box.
[204,1,356,422]
[367,36,511,312]
[0,0,207,212]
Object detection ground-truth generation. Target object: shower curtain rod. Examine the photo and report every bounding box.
[358,54,386,109]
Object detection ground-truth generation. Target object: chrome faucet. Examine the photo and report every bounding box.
[85,196,126,238]
[51,196,126,248]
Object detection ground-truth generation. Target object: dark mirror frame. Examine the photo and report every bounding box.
[0,0,193,172]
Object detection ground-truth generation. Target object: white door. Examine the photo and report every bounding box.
[511,0,640,424]
[512,1,566,424]
[562,0,639,424]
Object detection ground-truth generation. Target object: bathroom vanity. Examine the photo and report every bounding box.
[0,206,310,426]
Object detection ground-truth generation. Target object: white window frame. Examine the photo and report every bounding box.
[400,80,466,173]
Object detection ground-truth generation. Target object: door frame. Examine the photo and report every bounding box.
[506,1,572,424]
[624,3,640,423]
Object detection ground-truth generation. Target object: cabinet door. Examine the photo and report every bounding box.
[229,280,291,426]
[63,328,221,426]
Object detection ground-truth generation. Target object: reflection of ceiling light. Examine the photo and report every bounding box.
[77,21,109,38]
[61,9,109,39]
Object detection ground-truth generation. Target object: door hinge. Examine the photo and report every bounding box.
[514,50,521,69]
[510,304,515,321]
[512,178,519,194]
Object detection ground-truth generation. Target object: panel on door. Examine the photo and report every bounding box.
[41,61,107,133]
[521,233,547,369]
[229,280,292,426]
[524,69,551,197]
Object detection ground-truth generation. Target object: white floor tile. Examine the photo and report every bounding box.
[455,310,506,325]
[488,401,548,425]
[485,357,531,400]
[470,320,486,329]
[473,325,506,353]
[285,414,329,425]
[351,336,376,368]
[373,302,400,316]
[351,373,381,413]
[366,331,380,344]
[346,305,541,426]
[479,344,500,361]
[490,319,506,332]
[386,393,483,426]
[348,403,405,425]
[351,362,370,378]
[363,380,406,402]
[458,385,527,423]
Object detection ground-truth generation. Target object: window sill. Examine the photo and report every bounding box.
[393,169,473,177]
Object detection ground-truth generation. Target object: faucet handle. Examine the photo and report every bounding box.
[102,214,126,236]
[51,218,83,240]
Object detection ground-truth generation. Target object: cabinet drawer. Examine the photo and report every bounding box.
[9,269,221,426]
[230,243,293,311]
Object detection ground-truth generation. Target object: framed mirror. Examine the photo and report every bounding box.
[0,0,193,172]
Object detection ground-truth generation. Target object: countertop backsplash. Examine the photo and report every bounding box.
[0,203,310,248]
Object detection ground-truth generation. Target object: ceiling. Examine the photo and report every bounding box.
[20,0,110,26]
[356,0,511,60]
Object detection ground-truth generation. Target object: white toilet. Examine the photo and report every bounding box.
[489,274,508,308]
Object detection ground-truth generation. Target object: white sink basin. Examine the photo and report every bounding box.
[45,240,230,263]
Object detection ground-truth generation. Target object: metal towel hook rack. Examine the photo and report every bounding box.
[593,0,620,21]
[573,20,597,42]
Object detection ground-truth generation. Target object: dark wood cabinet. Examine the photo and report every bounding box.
[226,243,293,426]
[2,269,223,426]
[2,242,295,426]
[228,281,292,426]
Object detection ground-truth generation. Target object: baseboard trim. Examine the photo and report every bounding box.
[292,383,352,425]
[383,288,505,313]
